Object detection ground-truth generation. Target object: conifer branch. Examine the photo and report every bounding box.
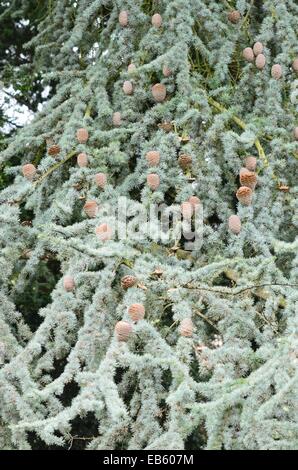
[33,149,77,187]
[207,96,272,170]
[182,282,297,296]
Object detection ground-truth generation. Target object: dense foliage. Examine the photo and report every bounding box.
[0,0,297,450]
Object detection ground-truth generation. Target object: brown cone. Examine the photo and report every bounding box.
[152,83,166,102]
[76,128,89,144]
[179,318,193,337]
[77,153,88,167]
[128,303,145,322]
[115,321,132,342]
[178,154,192,169]
[83,200,98,218]
[95,223,113,241]
[228,10,241,24]
[236,186,253,205]
[147,173,160,190]
[240,168,257,190]
[95,173,107,189]
[121,275,137,289]
[48,144,61,156]
[228,215,241,234]
[146,151,160,166]
[244,156,257,171]
[22,163,36,180]
[119,11,128,27]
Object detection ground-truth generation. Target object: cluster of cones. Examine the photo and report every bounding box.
[64,272,194,342]
[74,129,111,239]
[115,276,194,341]
[243,40,298,82]
[116,10,171,130]
[22,127,108,189]
[229,156,257,234]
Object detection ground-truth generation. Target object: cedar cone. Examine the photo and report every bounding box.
[253,42,263,56]
[162,65,172,77]
[22,163,36,180]
[146,151,160,166]
[228,10,241,24]
[128,63,136,73]
[95,173,107,189]
[77,153,88,167]
[76,128,89,144]
[63,275,75,292]
[240,168,257,190]
[244,156,257,171]
[128,303,145,322]
[236,186,253,205]
[123,80,133,95]
[119,11,128,27]
[188,196,201,207]
[178,154,192,169]
[181,202,193,220]
[95,223,113,241]
[152,13,162,27]
[121,275,137,289]
[179,318,193,337]
[243,47,254,63]
[152,83,166,102]
[271,64,282,79]
[228,215,241,234]
[255,54,266,69]
[147,173,160,190]
[115,321,132,342]
[113,112,122,126]
[83,200,98,218]
[48,144,61,156]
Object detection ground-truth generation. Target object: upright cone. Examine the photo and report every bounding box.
[96,223,113,241]
[147,173,160,190]
[22,163,36,180]
[95,173,107,189]
[63,275,75,292]
[152,83,166,102]
[83,200,98,218]
[152,13,162,28]
[236,186,253,205]
[76,128,89,144]
[119,11,128,27]
[228,215,241,234]
[115,321,132,342]
[244,156,257,171]
[128,303,145,322]
[146,151,160,166]
[240,168,257,190]
[77,153,88,167]
[179,318,194,337]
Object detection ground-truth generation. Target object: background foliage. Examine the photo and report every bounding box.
[0,0,297,450]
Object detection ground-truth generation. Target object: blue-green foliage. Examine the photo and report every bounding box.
[0,0,297,450]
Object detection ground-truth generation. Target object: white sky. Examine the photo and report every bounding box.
[0,83,50,134]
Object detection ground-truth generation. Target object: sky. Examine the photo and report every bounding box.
[0,83,51,134]
[0,83,34,133]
